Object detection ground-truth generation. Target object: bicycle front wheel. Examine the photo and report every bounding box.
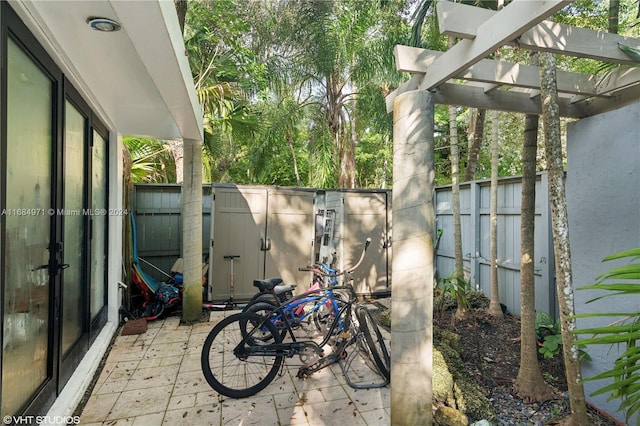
[201,312,284,398]
[356,305,391,380]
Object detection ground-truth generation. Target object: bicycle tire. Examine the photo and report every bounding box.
[201,312,284,398]
[356,305,391,380]
[244,301,288,340]
[242,294,278,312]
[312,294,347,335]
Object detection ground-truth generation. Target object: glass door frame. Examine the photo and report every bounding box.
[1,2,110,415]
[88,117,109,342]
[57,83,91,391]
[1,4,63,415]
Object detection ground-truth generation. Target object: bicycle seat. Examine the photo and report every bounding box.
[274,284,296,295]
[253,277,284,291]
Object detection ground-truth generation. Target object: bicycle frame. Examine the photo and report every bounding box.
[262,284,355,340]
[238,297,353,359]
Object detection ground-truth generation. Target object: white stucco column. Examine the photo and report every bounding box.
[182,138,203,321]
[390,90,435,425]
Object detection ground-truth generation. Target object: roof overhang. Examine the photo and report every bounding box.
[10,0,203,141]
[387,0,640,118]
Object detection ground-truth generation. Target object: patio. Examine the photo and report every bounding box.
[78,309,391,426]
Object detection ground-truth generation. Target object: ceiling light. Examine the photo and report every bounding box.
[87,17,121,32]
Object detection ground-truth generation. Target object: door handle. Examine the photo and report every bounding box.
[260,238,272,251]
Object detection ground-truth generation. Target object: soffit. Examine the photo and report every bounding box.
[11,0,203,141]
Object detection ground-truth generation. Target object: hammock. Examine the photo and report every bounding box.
[130,212,180,319]
[130,212,165,296]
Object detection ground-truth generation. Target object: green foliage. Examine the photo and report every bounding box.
[539,334,563,359]
[123,138,176,183]
[435,273,471,320]
[535,311,591,361]
[535,311,563,358]
[355,131,392,188]
[178,0,640,189]
[572,248,640,425]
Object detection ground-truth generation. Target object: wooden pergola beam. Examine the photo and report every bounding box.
[388,79,640,118]
[437,0,640,65]
[419,0,571,90]
[429,83,588,118]
[395,45,601,97]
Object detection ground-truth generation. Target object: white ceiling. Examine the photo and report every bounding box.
[10,0,203,141]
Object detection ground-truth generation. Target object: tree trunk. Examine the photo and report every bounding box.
[166,140,184,184]
[488,109,503,317]
[446,37,468,320]
[451,105,467,319]
[286,130,301,186]
[514,53,555,399]
[539,51,588,425]
[464,108,486,182]
[609,0,620,34]
[488,12,504,317]
[181,139,203,322]
[174,0,188,34]
[326,73,355,189]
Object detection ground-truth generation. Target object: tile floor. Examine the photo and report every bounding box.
[79,309,391,426]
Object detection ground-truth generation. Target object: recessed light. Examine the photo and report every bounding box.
[87,17,121,32]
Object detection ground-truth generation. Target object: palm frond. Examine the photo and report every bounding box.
[574,247,640,423]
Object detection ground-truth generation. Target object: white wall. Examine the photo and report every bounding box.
[566,101,640,424]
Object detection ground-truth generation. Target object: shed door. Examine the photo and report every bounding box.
[264,189,315,292]
[343,192,390,295]
[209,187,268,301]
[209,186,315,301]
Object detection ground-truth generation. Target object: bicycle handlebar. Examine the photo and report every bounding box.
[298,238,371,277]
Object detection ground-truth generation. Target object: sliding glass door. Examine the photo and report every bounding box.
[1,3,110,415]
[2,36,55,417]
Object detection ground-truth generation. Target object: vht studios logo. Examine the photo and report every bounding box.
[3,415,80,425]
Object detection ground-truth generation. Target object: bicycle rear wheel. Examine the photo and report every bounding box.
[244,301,288,340]
[201,312,284,398]
[312,294,348,336]
[242,294,278,312]
[356,305,390,380]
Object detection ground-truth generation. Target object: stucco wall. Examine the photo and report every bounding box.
[566,101,640,423]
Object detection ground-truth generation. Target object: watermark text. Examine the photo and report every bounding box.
[1,208,128,217]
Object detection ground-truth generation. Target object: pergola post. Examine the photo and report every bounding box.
[391,90,435,425]
[182,138,203,322]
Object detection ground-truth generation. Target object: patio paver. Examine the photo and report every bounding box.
[79,309,390,425]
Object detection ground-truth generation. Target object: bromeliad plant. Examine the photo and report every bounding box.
[572,247,640,425]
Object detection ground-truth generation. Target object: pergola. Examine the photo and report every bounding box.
[387,0,640,118]
[385,1,640,424]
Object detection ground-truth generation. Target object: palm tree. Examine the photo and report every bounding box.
[488,108,503,318]
[263,0,392,189]
[122,137,176,183]
[513,53,555,401]
[464,108,486,181]
[183,1,261,184]
[539,51,588,425]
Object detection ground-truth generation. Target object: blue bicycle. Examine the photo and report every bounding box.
[200,239,390,398]
[244,240,369,337]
